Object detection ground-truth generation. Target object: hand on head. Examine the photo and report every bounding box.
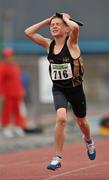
[61,13,71,21]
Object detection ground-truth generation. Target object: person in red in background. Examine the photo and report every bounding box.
[0,47,28,137]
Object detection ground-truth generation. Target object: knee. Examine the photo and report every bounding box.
[56,116,67,127]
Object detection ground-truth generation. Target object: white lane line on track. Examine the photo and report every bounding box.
[44,161,109,180]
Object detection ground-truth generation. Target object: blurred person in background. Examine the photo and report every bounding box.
[0,47,28,137]
[25,12,96,170]
[98,116,109,136]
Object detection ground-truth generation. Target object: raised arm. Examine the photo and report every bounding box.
[24,18,52,48]
[62,13,79,45]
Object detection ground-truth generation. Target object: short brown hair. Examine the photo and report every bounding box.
[50,13,67,25]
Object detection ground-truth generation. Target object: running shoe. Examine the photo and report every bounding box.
[83,136,96,160]
[2,128,14,138]
[47,155,62,170]
[14,127,25,137]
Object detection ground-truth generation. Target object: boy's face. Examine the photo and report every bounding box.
[50,18,68,37]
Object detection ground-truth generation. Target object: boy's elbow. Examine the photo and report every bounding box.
[24,29,29,36]
[24,27,30,35]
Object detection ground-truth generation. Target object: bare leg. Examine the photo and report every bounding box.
[76,116,91,141]
[76,116,96,160]
[55,108,67,156]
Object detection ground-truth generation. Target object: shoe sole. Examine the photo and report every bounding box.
[87,149,96,160]
[47,163,61,170]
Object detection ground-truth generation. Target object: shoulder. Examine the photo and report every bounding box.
[13,62,20,69]
[47,39,55,53]
[49,39,55,47]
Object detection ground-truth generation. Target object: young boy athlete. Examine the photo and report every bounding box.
[24,12,96,170]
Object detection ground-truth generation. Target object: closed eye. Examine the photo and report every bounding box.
[50,23,62,28]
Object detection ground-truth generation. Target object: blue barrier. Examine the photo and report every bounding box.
[2,40,109,54]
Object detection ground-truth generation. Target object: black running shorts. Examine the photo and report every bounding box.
[52,84,86,118]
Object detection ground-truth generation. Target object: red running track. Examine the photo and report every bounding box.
[0,139,109,180]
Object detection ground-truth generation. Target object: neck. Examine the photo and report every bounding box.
[54,35,67,46]
[5,58,14,65]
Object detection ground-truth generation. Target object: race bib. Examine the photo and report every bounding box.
[51,63,72,80]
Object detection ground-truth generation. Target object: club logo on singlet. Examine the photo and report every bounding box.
[51,63,72,80]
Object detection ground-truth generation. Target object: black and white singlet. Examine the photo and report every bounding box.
[47,37,84,89]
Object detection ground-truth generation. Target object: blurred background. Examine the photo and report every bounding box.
[0,0,109,153]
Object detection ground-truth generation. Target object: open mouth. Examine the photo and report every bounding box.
[52,29,59,33]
